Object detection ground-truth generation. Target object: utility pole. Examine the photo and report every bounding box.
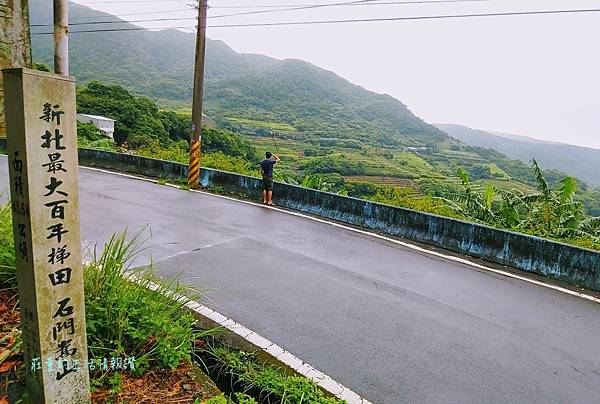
[188,0,208,189]
[53,0,69,75]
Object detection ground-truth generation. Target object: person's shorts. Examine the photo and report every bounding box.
[262,176,273,191]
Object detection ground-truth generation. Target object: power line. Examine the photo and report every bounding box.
[209,0,380,20]
[207,7,600,27]
[31,0,378,26]
[29,7,600,34]
[207,0,500,20]
[208,0,500,8]
[24,0,551,28]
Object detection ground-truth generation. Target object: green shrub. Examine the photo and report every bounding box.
[77,81,168,145]
[370,187,463,219]
[347,182,378,198]
[32,62,51,72]
[0,203,16,287]
[85,232,220,374]
[202,152,260,177]
[202,127,259,162]
[77,122,110,143]
[205,393,257,404]
[208,347,343,404]
[136,139,189,163]
[1,205,220,377]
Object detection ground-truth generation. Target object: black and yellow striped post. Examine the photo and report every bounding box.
[188,138,201,188]
[187,0,207,190]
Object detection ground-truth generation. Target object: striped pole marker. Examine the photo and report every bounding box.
[188,139,201,188]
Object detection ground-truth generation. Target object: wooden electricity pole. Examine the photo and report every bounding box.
[53,0,69,75]
[188,0,208,189]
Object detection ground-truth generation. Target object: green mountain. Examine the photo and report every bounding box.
[437,124,600,186]
[29,1,447,148]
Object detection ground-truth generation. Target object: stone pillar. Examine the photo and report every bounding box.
[0,0,32,137]
[4,68,90,403]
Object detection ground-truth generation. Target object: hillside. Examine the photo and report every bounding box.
[437,124,600,186]
[29,1,448,148]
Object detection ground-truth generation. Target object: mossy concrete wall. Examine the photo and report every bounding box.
[0,0,32,137]
[78,148,188,181]
[78,149,600,292]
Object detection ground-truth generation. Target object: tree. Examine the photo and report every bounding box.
[77,81,169,145]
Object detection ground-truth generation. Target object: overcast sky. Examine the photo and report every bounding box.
[70,0,600,149]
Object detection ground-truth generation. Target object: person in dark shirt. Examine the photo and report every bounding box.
[260,151,280,205]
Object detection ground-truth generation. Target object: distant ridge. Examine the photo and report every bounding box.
[437,123,600,186]
[489,132,557,145]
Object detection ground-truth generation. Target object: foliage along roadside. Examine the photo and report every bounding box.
[84,232,222,377]
[441,161,600,249]
[0,206,220,393]
[0,203,16,287]
[201,345,345,404]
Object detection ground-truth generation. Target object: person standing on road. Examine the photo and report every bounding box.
[261,151,280,205]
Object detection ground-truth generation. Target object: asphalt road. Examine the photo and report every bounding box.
[1,155,599,404]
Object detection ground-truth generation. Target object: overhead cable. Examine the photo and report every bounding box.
[30,7,600,34]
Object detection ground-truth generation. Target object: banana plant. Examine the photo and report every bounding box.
[443,168,498,224]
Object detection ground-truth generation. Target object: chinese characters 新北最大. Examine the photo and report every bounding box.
[38,102,81,381]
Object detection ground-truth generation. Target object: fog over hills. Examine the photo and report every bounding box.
[437,124,600,186]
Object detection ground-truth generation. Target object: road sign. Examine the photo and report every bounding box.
[3,68,90,403]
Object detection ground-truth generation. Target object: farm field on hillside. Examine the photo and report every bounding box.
[346,176,417,188]
[241,134,530,192]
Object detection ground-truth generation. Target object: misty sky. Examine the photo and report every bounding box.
[68,0,600,149]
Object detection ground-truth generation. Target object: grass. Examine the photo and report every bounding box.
[206,392,258,404]
[346,176,417,188]
[0,205,222,384]
[85,232,221,376]
[0,202,16,288]
[224,117,297,132]
[479,178,537,194]
[203,346,344,404]
[486,163,510,178]
[393,151,433,172]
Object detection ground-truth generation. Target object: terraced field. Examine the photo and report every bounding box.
[224,117,297,132]
[237,132,543,201]
[345,176,417,188]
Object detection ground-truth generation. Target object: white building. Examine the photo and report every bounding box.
[76,114,115,139]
